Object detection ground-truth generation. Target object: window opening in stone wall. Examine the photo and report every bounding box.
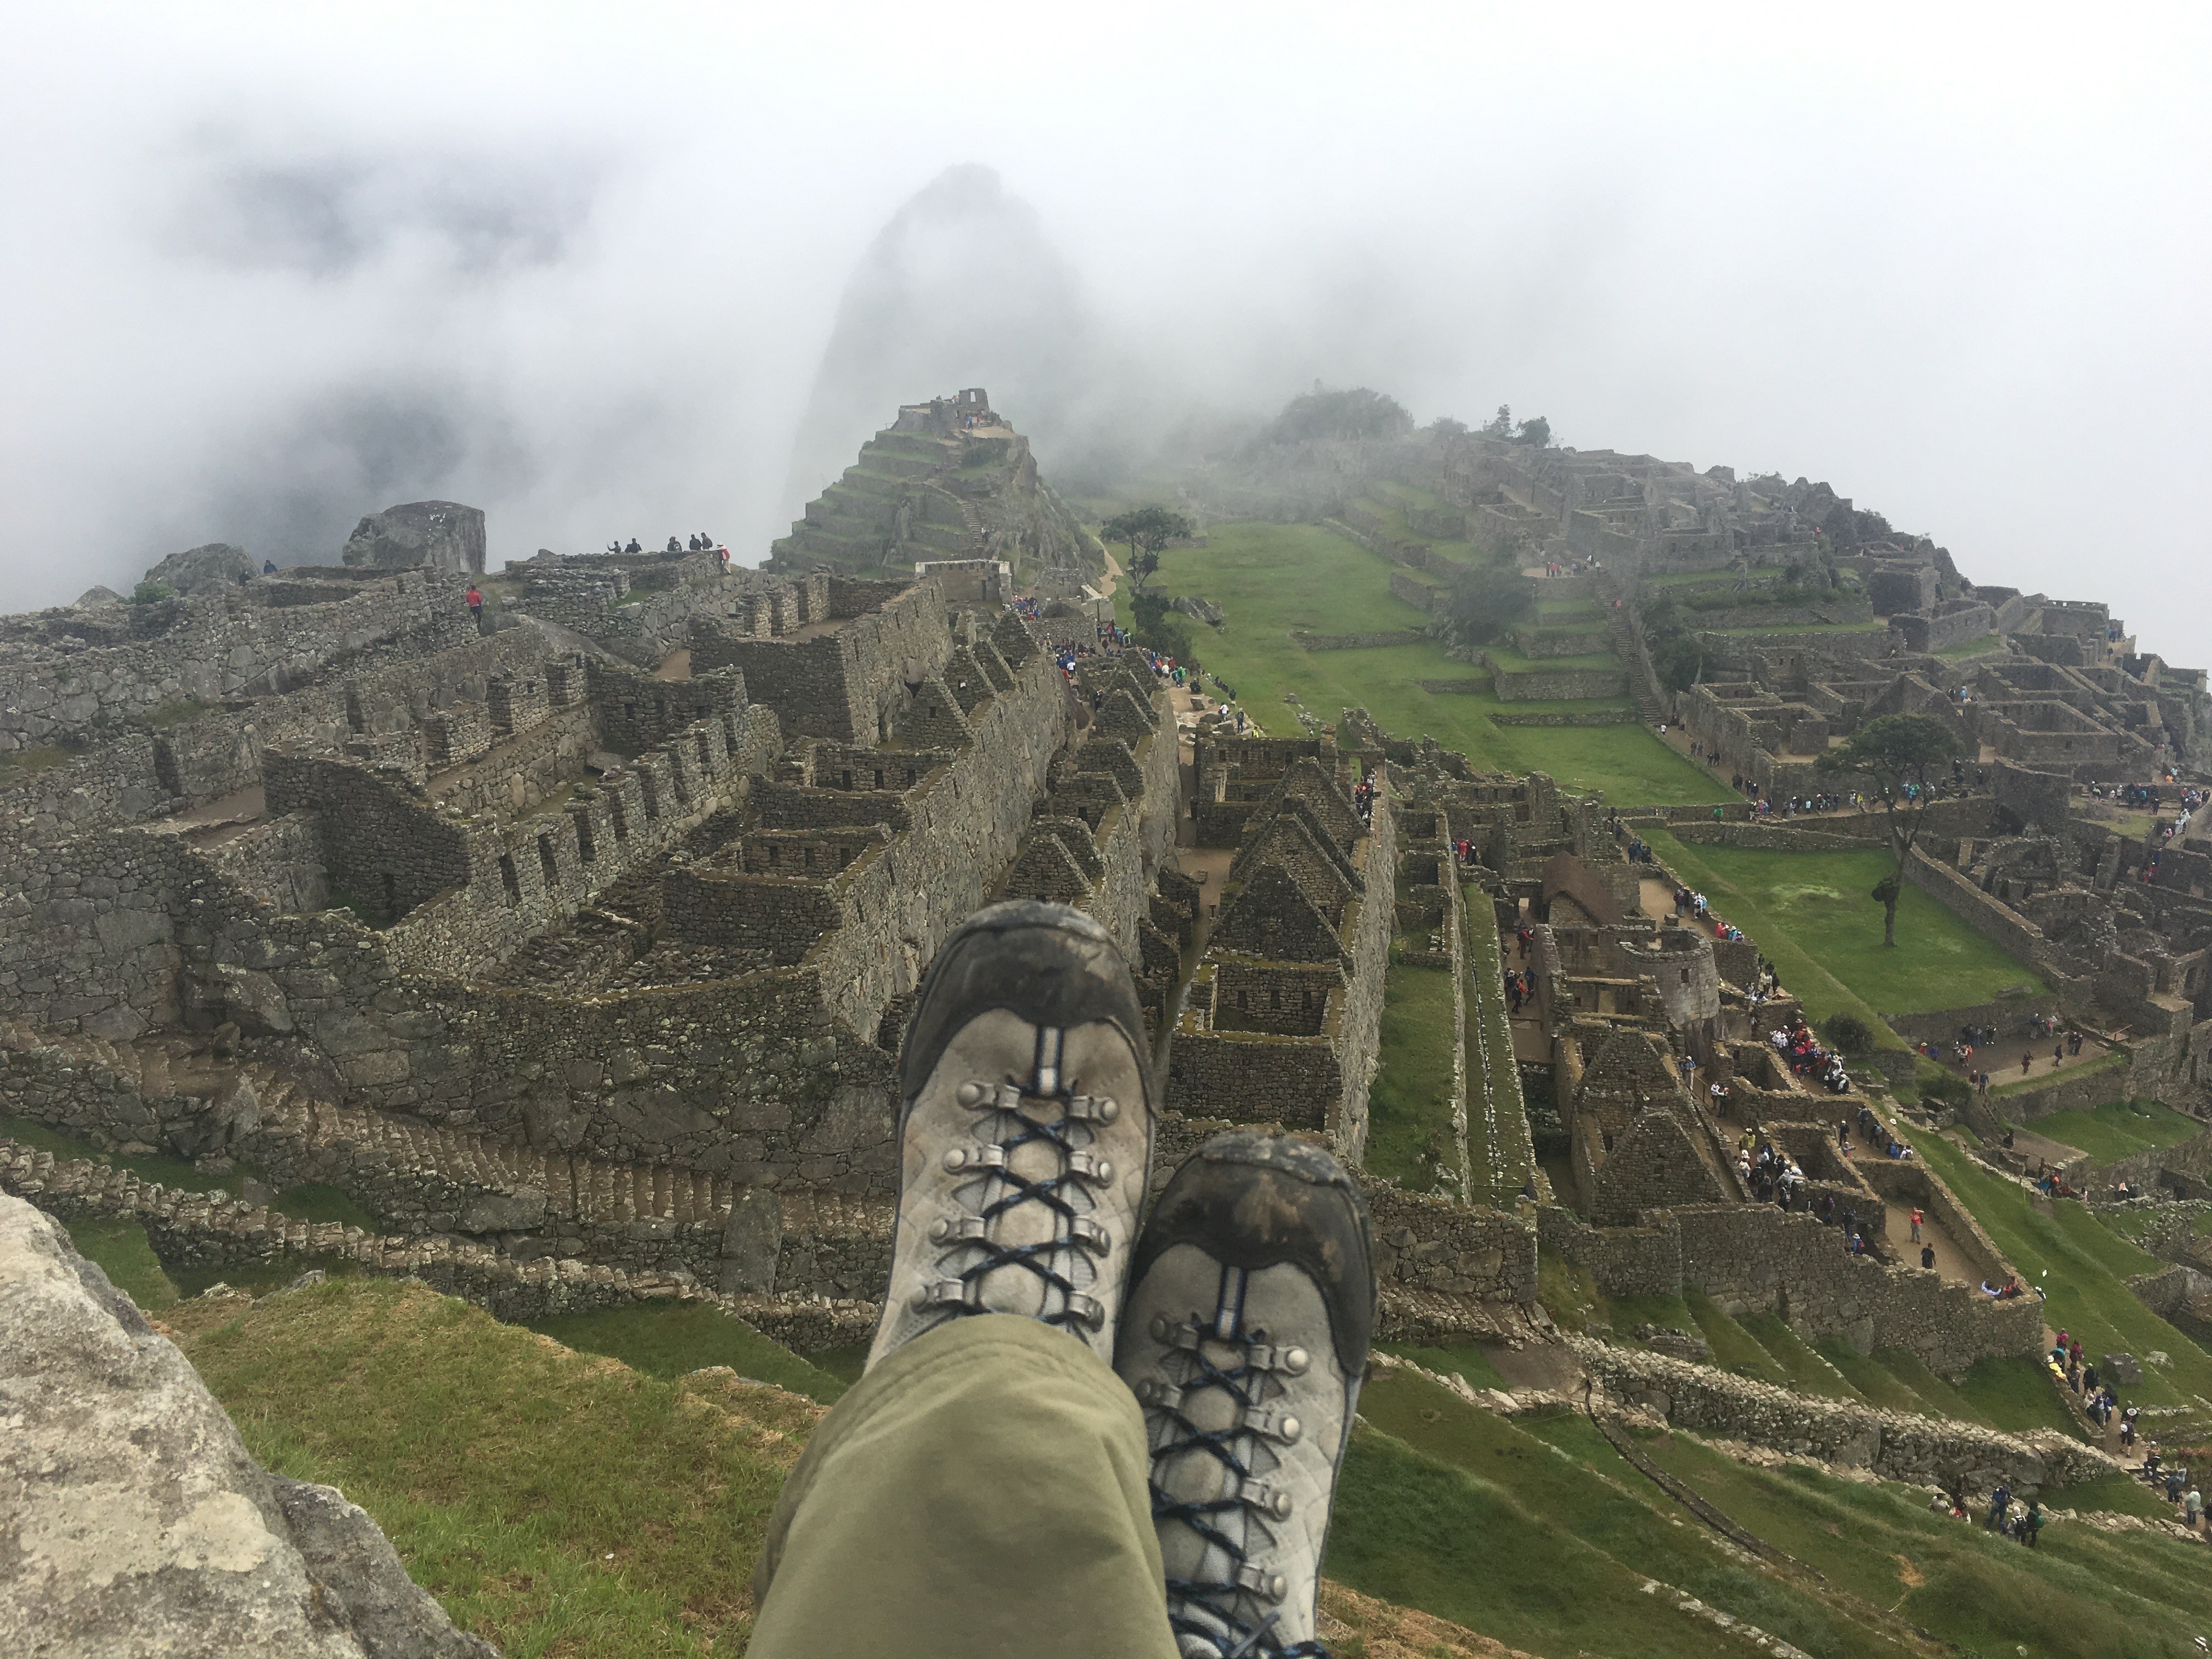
[608,793,629,843]
[575,814,596,865]
[538,835,560,892]
[1680,968,1691,986]
[381,872,397,921]
[639,773,661,821]
[498,854,522,905]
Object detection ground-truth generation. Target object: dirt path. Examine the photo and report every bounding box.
[1098,550,1122,600]
[1878,1198,1977,1285]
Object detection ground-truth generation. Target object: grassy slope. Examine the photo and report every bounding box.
[527,1303,851,1405]
[166,1279,816,1656]
[1345,1369,1913,1659]
[1462,884,1531,1205]
[1639,831,2044,1020]
[2013,1099,2204,1164]
[1119,521,1729,804]
[1618,1422,2212,1659]
[1365,962,1459,1192]
[1914,1132,2212,1412]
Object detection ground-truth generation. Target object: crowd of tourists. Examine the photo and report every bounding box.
[1768,1013,1855,1094]
[1668,885,1750,945]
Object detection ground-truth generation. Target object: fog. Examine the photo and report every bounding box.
[3,3,2206,656]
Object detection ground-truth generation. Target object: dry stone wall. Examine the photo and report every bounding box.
[0,569,476,751]
[1575,1338,2115,1492]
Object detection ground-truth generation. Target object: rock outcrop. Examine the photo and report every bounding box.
[0,1190,496,1657]
[139,541,259,595]
[342,501,488,574]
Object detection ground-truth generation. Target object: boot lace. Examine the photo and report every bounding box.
[1138,1265,1327,1658]
[911,1031,1121,1334]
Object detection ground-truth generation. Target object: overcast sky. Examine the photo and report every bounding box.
[3,3,2206,658]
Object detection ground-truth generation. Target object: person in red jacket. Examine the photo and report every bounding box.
[466,584,483,626]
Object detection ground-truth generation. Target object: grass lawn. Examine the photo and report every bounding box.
[1991,1048,2127,1099]
[1697,617,1891,636]
[1362,962,1459,1193]
[1686,1289,1791,1386]
[1816,1341,1942,1413]
[61,1215,181,1310]
[3,1111,377,1233]
[1463,888,1531,1205]
[1737,1311,1864,1400]
[1914,1131,2212,1410]
[1935,634,2006,659]
[1120,521,1730,804]
[1484,645,1623,674]
[167,1278,816,1656]
[2013,1098,2204,1164]
[1639,831,2044,1022]
[527,1301,849,1404]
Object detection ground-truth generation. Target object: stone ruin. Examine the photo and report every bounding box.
[0,404,1554,1368]
[766,387,1101,586]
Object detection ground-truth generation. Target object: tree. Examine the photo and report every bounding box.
[1813,713,1966,947]
[1101,506,1193,592]
[1429,415,1469,438]
[1444,566,1533,644]
[1266,385,1414,443]
[1513,415,1552,448]
[1653,633,1706,693]
[1481,404,1514,439]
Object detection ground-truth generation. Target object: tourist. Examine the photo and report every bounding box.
[1986,1482,2011,1531]
[466,584,483,625]
[1909,1206,1923,1244]
[1920,1243,1936,1270]
[2019,1499,2043,1547]
[262,558,277,575]
[2188,1486,2203,1530]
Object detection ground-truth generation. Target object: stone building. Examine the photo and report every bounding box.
[1169,740,1395,1162]
[766,391,1100,585]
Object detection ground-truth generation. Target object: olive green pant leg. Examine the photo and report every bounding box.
[748,1314,1178,1659]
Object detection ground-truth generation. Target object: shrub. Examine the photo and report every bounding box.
[1821,1013,1877,1058]
[129,580,176,605]
[1443,566,1533,644]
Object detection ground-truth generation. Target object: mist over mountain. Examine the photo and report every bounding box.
[783,165,1155,511]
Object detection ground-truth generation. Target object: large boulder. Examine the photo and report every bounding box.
[140,543,259,595]
[0,1191,496,1657]
[342,502,486,574]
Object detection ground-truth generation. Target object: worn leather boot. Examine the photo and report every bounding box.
[867,900,1157,1369]
[1116,1131,1375,1657]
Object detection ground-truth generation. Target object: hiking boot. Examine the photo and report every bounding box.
[867,900,1157,1369]
[1115,1131,1375,1658]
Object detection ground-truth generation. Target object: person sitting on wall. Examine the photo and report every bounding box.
[625,538,641,554]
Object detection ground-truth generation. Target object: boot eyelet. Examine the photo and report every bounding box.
[1151,1312,1174,1342]
[1269,1491,1294,1520]
[956,1081,986,1107]
[943,1148,968,1171]
[1282,1346,1310,1376]
[1279,1415,1303,1443]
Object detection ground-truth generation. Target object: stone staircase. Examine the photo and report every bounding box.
[1604,609,1666,725]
